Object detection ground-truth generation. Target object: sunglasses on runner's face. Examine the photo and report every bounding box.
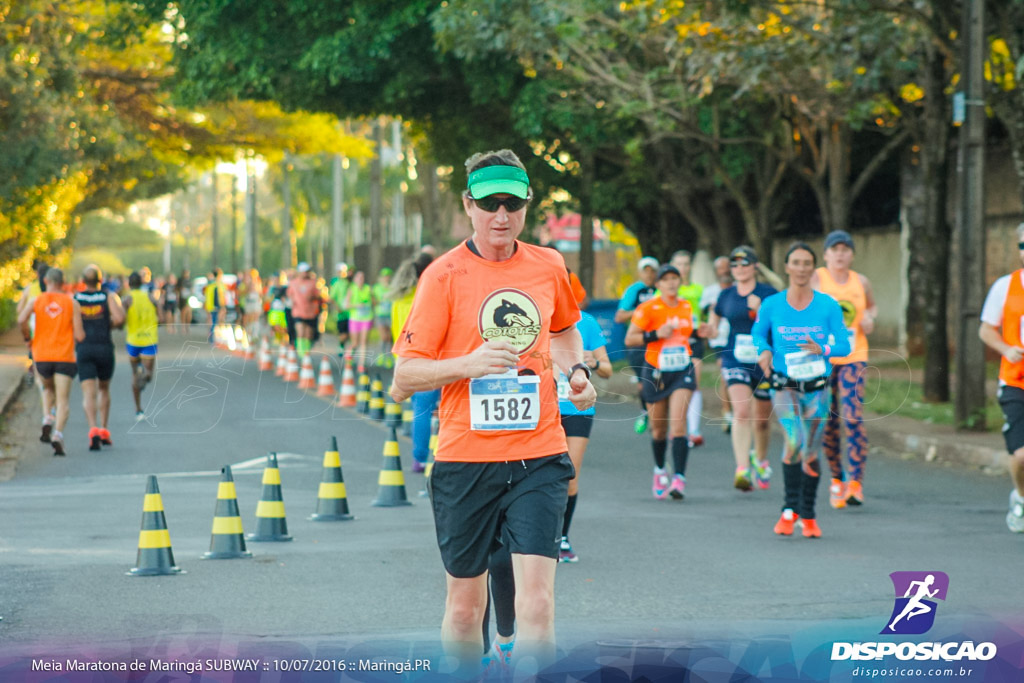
[473,195,529,213]
[730,259,752,267]
[1019,242,1024,250]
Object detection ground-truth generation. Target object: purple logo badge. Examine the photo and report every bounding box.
[881,571,949,635]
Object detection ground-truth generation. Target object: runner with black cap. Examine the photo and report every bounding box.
[625,263,698,500]
[752,243,850,538]
[700,246,777,491]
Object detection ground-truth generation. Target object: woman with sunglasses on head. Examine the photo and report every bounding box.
[625,264,698,501]
[751,242,850,538]
[699,246,777,492]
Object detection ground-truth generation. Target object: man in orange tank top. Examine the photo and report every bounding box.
[980,223,1024,533]
[17,268,85,456]
[811,230,877,508]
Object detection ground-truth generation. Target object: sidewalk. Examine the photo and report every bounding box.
[593,370,1008,476]
[0,328,30,415]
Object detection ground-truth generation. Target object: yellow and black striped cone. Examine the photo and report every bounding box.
[368,375,385,421]
[310,436,354,521]
[384,389,403,429]
[420,415,439,499]
[202,466,252,559]
[401,398,414,436]
[128,475,183,576]
[372,427,412,507]
[246,453,293,542]
[356,371,371,414]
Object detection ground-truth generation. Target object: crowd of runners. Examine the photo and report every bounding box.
[17,146,1024,677]
[14,258,403,456]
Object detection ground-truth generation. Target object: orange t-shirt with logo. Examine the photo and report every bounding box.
[392,240,580,463]
[32,292,76,363]
[631,296,695,369]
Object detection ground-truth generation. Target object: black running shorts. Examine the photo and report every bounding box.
[35,361,77,379]
[999,385,1024,454]
[639,362,696,404]
[77,346,115,382]
[722,365,771,401]
[429,453,574,578]
[560,414,594,439]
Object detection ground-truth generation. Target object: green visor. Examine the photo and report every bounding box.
[467,165,530,199]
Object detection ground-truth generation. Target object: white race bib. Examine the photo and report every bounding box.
[556,371,570,400]
[733,334,758,363]
[469,370,540,431]
[784,351,826,381]
[658,345,691,372]
[710,319,730,349]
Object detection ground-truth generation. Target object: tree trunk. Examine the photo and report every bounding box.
[369,120,384,279]
[920,39,952,403]
[578,147,595,296]
[827,122,851,232]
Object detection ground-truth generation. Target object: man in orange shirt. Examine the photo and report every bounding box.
[286,262,322,358]
[18,268,85,455]
[391,149,595,674]
[980,222,1024,532]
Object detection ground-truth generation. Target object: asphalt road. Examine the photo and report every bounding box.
[0,331,1020,671]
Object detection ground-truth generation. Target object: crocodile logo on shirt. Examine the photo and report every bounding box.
[479,289,542,354]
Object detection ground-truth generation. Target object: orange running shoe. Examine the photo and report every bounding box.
[99,428,112,446]
[800,518,822,538]
[847,480,864,506]
[773,509,799,535]
[829,478,847,509]
[88,427,101,452]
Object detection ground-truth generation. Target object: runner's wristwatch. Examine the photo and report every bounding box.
[569,362,592,380]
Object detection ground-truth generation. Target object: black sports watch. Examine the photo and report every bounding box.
[569,362,592,381]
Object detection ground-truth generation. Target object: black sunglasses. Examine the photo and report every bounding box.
[1019,242,1024,250]
[730,259,753,267]
[474,195,529,213]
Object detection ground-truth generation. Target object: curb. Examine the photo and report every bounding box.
[866,424,1006,474]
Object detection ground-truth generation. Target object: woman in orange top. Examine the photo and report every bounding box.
[625,264,698,501]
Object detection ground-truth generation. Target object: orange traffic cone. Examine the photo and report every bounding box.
[202,465,252,559]
[128,475,183,576]
[275,344,287,376]
[368,375,385,421]
[246,453,293,542]
[297,354,316,389]
[284,347,300,383]
[316,357,335,396]
[337,353,357,407]
[258,339,273,371]
[310,436,354,521]
[372,427,412,507]
[242,330,256,360]
[356,371,371,414]
[232,326,247,357]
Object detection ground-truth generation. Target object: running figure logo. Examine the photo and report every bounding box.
[881,571,949,635]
